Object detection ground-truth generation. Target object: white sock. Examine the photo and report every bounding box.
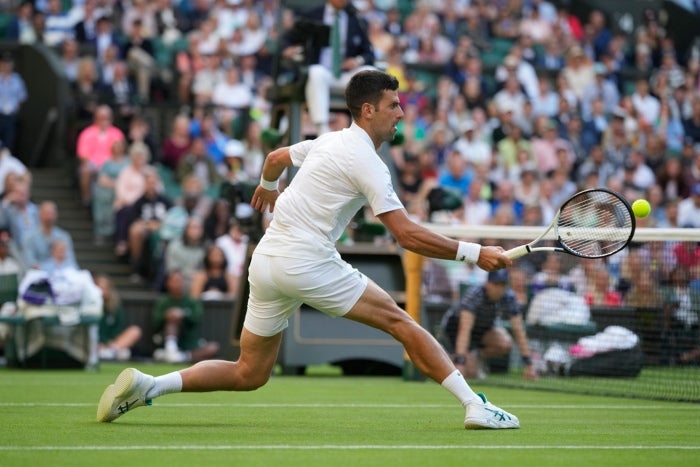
[146,371,183,399]
[440,370,482,407]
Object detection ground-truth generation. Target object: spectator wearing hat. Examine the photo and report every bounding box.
[439,268,538,381]
[601,107,633,170]
[0,52,27,154]
[222,139,248,183]
[562,45,595,101]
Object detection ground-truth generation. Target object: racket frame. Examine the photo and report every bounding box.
[504,188,635,259]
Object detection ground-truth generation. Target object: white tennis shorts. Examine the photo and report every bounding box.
[244,251,369,337]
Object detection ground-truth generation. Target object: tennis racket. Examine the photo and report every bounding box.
[505,188,636,260]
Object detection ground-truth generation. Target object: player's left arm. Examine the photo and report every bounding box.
[251,140,315,213]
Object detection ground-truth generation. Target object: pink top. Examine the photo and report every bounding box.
[114,165,146,209]
[76,124,125,169]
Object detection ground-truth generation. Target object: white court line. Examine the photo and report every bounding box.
[0,402,695,409]
[0,445,699,451]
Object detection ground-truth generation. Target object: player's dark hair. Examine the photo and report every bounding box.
[345,70,399,120]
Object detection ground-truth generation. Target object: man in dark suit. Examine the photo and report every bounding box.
[285,0,375,135]
[83,15,124,62]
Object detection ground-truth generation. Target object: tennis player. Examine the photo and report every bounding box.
[97,70,520,429]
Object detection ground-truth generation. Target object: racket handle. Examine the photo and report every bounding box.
[504,245,529,259]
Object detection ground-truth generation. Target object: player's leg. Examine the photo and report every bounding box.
[96,328,283,422]
[343,279,519,429]
[179,328,282,391]
[97,253,290,422]
[343,280,455,383]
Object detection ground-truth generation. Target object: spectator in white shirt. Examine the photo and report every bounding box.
[43,0,77,47]
[493,75,528,121]
[453,120,492,167]
[215,217,249,279]
[617,150,656,192]
[678,183,700,228]
[631,78,661,126]
[460,177,492,226]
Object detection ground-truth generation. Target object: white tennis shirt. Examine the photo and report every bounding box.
[255,123,404,259]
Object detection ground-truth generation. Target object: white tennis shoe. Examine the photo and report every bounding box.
[464,393,520,429]
[96,368,155,422]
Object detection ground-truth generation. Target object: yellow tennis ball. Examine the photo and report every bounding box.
[632,199,651,218]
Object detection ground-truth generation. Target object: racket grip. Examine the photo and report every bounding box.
[504,245,529,259]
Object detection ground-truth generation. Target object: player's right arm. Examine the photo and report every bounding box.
[377,208,511,271]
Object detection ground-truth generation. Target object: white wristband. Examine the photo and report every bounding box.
[456,241,481,263]
[260,176,279,191]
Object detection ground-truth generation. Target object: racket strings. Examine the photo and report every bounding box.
[556,191,634,258]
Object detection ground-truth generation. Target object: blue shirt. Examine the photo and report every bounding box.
[5,202,39,249]
[0,72,27,116]
[21,226,76,269]
[438,172,472,198]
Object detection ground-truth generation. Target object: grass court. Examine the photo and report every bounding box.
[1,362,699,466]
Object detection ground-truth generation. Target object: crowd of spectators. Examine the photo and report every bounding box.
[1,0,700,362]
